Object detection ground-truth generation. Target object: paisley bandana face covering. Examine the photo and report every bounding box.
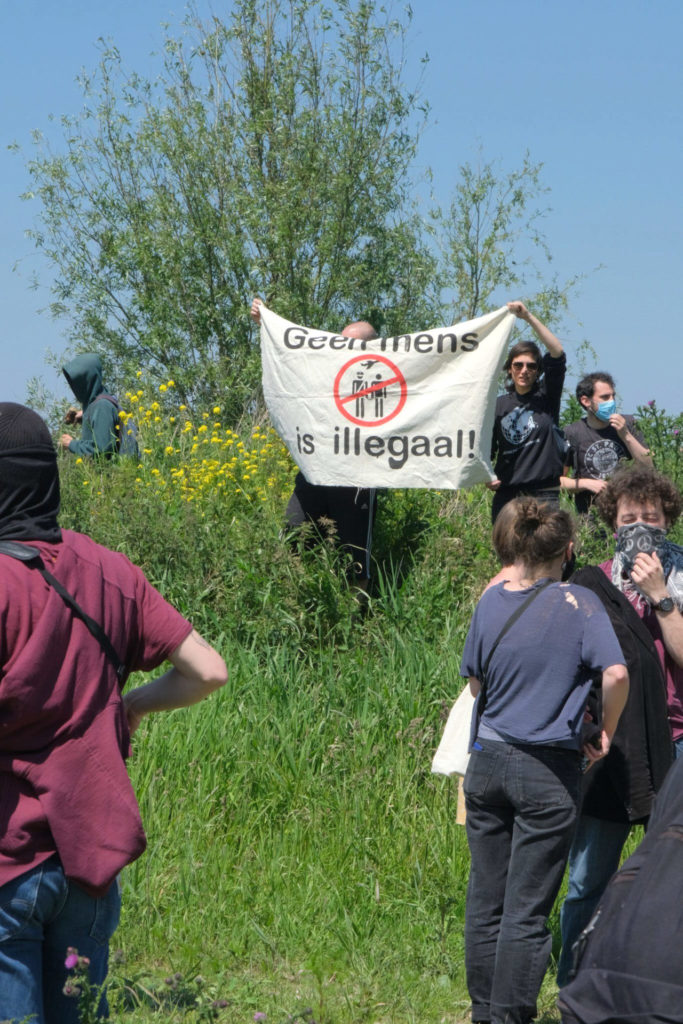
[615,522,666,571]
[612,521,683,609]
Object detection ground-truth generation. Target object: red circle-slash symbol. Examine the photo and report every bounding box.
[333,355,407,426]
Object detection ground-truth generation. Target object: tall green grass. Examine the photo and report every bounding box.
[53,406,682,1022]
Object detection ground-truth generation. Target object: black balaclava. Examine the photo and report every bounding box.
[0,403,61,542]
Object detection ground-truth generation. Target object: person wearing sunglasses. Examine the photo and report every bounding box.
[489,302,567,523]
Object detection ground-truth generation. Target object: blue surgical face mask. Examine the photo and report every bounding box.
[595,399,617,422]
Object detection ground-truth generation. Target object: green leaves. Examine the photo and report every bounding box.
[23,1,435,417]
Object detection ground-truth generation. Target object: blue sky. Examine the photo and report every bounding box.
[2,0,681,413]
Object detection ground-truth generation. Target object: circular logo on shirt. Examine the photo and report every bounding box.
[500,407,537,446]
[584,438,625,478]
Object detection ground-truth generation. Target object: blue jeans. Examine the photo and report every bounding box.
[674,735,683,759]
[0,855,121,1024]
[556,814,631,987]
[464,739,580,1024]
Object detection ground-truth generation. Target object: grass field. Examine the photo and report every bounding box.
[53,388,681,1022]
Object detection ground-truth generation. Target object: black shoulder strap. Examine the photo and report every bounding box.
[0,540,127,683]
[476,579,554,729]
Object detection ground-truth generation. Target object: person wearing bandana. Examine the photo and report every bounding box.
[557,465,683,986]
[560,373,652,514]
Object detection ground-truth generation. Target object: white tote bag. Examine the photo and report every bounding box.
[431,685,476,777]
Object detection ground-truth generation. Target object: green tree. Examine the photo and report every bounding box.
[20,0,437,418]
[432,151,575,326]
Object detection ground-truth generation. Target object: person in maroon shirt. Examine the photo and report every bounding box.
[558,465,683,986]
[0,403,228,1024]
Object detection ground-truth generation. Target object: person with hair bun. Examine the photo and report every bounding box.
[460,498,629,1024]
[488,302,567,523]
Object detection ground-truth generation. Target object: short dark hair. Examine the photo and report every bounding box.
[596,466,682,530]
[504,341,543,392]
[575,372,616,404]
[492,497,574,568]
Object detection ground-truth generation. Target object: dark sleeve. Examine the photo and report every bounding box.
[68,399,118,457]
[541,352,566,423]
[491,396,504,462]
[563,422,580,473]
[461,599,488,678]
[627,415,646,445]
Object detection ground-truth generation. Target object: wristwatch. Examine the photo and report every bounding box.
[652,596,675,613]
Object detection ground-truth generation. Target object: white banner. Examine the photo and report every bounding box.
[260,304,515,489]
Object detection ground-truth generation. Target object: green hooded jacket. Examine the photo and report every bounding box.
[63,354,118,458]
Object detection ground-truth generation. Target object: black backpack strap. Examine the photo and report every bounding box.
[475,579,554,734]
[0,540,41,561]
[0,540,127,683]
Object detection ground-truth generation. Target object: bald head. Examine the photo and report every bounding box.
[342,320,378,341]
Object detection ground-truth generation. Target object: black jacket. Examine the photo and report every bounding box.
[572,565,672,823]
[559,757,683,1024]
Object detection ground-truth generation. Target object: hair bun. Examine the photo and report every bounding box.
[518,497,546,529]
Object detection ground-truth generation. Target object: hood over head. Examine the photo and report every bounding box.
[63,353,106,408]
[0,403,61,543]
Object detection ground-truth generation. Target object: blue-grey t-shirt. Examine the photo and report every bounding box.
[460,579,625,748]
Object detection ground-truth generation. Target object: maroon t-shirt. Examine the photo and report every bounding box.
[0,530,192,893]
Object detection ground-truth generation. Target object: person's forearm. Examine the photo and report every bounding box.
[656,609,683,668]
[527,311,563,358]
[123,629,228,734]
[601,664,629,740]
[559,474,603,494]
[631,554,683,667]
[124,665,222,719]
[68,437,97,456]
[623,432,653,465]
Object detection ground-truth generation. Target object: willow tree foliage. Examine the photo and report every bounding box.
[431,152,577,326]
[22,0,437,415]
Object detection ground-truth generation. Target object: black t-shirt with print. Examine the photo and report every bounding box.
[564,415,644,513]
[491,352,566,489]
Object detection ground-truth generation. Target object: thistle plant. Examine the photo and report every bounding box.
[62,947,104,1023]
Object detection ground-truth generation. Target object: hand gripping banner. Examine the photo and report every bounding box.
[259,304,515,489]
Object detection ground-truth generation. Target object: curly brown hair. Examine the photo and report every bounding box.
[595,466,682,529]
